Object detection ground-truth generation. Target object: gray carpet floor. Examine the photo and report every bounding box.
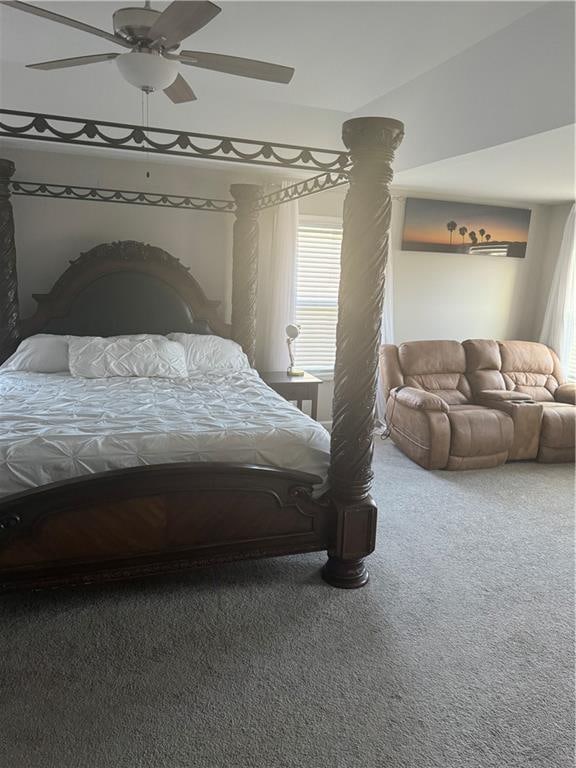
[1,440,574,768]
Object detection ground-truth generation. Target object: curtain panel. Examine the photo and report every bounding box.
[256,184,298,372]
[540,204,575,378]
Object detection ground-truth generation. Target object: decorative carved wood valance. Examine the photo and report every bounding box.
[0,109,350,172]
[10,181,236,213]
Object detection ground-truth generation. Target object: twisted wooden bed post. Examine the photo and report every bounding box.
[323,117,404,589]
[0,159,19,364]
[230,183,261,367]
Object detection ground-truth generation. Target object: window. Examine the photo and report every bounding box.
[294,218,342,372]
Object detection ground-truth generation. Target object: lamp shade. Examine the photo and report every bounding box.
[286,323,301,340]
[116,51,178,92]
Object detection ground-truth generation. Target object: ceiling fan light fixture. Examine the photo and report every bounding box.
[116,51,178,92]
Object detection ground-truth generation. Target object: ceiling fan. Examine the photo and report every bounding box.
[2,0,295,103]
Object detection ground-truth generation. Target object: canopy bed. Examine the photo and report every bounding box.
[0,109,404,592]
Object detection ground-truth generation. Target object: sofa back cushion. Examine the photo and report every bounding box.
[463,339,507,395]
[499,341,562,401]
[398,340,471,404]
[463,339,565,401]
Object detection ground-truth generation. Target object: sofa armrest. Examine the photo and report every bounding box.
[476,389,533,403]
[555,383,576,404]
[386,390,450,469]
[390,386,448,413]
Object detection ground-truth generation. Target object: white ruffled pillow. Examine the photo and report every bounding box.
[69,336,188,379]
[168,333,250,373]
[0,334,70,373]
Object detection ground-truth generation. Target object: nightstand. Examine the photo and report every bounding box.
[261,371,322,420]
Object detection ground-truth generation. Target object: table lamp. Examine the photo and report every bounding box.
[286,323,304,377]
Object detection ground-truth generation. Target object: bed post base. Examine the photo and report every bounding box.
[322,495,377,588]
[324,117,404,588]
[322,557,369,589]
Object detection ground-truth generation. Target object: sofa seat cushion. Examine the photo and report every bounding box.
[447,406,513,457]
[404,374,469,405]
[539,403,575,450]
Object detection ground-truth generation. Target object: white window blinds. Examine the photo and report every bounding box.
[295,220,342,372]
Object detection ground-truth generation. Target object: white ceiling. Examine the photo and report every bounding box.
[1,1,572,206]
[394,124,576,204]
[0,1,541,142]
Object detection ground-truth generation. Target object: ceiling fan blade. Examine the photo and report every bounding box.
[27,53,119,71]
[164,74,197,104]
[177,51,294,84]
[149,1,221,48]
[1,0,131,47]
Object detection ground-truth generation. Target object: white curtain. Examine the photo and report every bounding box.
[540,204,575,373]
[256,183,298,371]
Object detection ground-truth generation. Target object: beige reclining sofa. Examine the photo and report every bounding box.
[380,339,575,470]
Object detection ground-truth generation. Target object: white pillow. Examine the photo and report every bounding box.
[167,333,249,373]
[0,334,70,373]
[68,336,188,379]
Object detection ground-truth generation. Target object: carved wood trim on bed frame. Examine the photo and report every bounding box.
[0,160,19,363]
[0,116,403,592]
[19,239,232,342]
[0,464,332,592]
[230,184,261,367]
[323,117,405,588]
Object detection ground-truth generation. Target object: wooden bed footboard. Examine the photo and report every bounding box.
[0,464,334,591]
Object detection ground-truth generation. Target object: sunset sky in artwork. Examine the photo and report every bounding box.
[403,199,531,244]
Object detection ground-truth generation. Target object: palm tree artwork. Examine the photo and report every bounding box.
[401,198,531,257]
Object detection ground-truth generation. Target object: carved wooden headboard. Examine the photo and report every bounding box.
[20,240,231,339]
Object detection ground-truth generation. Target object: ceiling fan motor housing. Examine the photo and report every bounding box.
[113,7,161,44]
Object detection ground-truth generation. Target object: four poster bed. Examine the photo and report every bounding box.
[0,109,404,592]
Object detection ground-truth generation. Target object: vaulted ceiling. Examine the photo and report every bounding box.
[0,1,573,198]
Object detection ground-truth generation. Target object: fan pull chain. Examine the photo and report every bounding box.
[145,91,151,179]
[140,89,147,180]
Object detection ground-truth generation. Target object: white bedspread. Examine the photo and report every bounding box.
[0,370,330,499]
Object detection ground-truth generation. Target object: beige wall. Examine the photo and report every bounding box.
[301,188,571,347]
[300,187,572,423]
[6,146,274,319]
[6,146,571,426]
[390,195,558,345]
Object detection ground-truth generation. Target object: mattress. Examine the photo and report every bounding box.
[0,369,331,499]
